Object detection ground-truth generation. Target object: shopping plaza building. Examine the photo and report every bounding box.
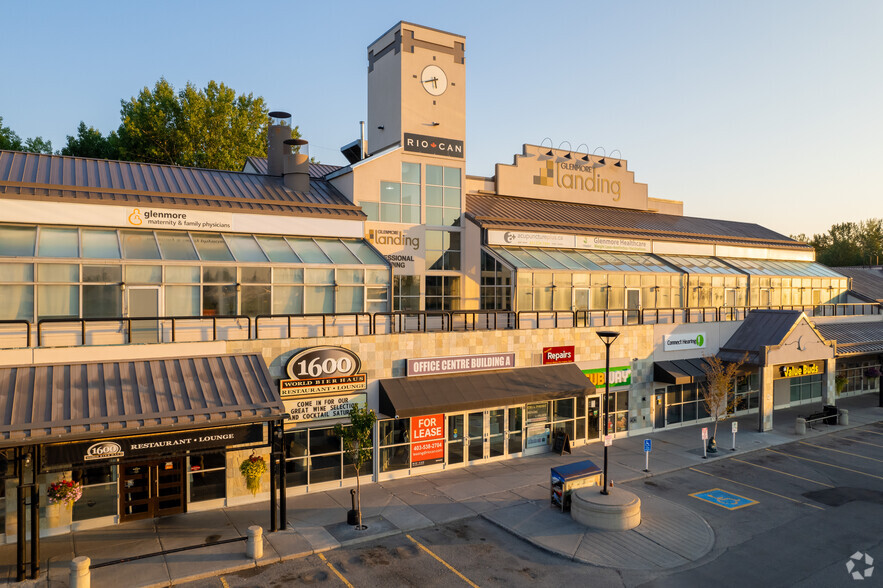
[1,21,881,553]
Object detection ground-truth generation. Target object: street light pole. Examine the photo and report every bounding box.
[597,330,620,496]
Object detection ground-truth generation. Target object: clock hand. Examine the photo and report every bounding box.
[423,77,438,88]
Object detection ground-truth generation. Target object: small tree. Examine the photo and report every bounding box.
[701,353,748,449]
[334,402,376,529]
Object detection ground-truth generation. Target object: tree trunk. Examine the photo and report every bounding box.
[355,467,362,529]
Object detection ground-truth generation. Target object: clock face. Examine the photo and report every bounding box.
[420,65,447,96]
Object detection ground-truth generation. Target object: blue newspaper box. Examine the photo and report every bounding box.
[550,460,602,512]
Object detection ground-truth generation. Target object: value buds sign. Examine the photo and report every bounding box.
[280,346,369,428]
[411,414,445,467]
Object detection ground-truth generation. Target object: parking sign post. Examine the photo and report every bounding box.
[643,439,651,472]
[701,427,709,459]
[731,420,738,451]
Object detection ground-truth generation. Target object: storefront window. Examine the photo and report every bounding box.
[605,390,631,433]
[71,465,117,521]
[790,374,823,403]
[525,402,551,449]
[480,251,512,311]
[188,451,226,502]
[425,165,461,227]
[426,230,461,271]
[379,418,410,472]
[309,428,342,483]
[425,275,460,311]
[393,275,420,311]
[734,373,760,411]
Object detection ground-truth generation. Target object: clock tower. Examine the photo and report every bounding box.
[366,22,465,157]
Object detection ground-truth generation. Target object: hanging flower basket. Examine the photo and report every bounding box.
[239,453,267,495]
[47,478,82,509]
[865,367,881,378]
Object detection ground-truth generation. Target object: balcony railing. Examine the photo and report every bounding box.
[0,302,878,349]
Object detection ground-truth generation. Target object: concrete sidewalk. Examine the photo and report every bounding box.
[3,393,881,586]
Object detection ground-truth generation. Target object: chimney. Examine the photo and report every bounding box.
[267,111,292,176]
[283,138,310,192]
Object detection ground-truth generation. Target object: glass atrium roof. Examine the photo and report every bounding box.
[487,246,679,273]
[723,258,845,278]
[658,255,743,275]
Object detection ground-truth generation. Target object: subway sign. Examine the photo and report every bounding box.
[582,366,632,389]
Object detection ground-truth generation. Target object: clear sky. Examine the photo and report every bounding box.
[2,1,880,238]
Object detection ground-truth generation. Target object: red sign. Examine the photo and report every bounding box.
[411,414,445,467]
[542,345,575,364]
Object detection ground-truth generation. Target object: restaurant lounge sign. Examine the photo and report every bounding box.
[280,346,368,426]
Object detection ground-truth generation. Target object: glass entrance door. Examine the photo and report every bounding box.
[626,289,640,325]
[447,414,466,465]
[129,286,161,343]
[465,408,522,462]
[587,396,601,440]
[467,411,484,461]
[119,458,185,522]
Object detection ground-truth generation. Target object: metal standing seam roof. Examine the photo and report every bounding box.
[816,321,883,356]
[244,157,343,179]
[832,267,883,302]
[465,193,813,251]
[0,353,285,447]
[378,364,595,418]
[715,309,824,365]
[0,150,364,220]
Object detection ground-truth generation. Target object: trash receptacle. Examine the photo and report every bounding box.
[822,405,838,425]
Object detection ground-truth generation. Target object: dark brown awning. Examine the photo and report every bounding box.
[0,353,285,447]
[378,363,595,418]
[653,358,714,385]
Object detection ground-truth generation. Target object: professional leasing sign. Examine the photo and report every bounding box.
[407,353,515,377]
[403,133,464,158]
[410,414,445,467]
[43,424,264,467]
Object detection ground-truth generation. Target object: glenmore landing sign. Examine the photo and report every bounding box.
[495,144,650,210]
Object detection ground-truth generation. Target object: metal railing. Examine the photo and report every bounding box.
[3,302,879,349]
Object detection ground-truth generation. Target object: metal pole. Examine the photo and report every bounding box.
[602,341,610,495]
[269,423,278,533]
[16,448,25,583]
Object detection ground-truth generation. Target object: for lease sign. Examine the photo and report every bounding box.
[411,414,445,467]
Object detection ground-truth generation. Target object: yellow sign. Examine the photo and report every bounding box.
[779,363,820,378]
[280,373,367,397]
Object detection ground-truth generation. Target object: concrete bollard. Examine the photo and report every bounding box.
[70,556,91,588]
[795,418,806,435]
[839,409,849,426]
[246,526,263,560]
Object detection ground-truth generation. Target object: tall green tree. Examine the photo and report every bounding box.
[117,78,272,170]
[61,122,121,159]
[804,219,883,267]
[0,116,53,153]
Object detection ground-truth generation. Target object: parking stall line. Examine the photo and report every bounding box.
[220,577,230,588]
[689,467,825,510]
[859,427,883,436]
[798,441,883,463]
[406,534,480,588]
[765,448,883,481]
[841,437,883,450]
[318,553,355,588]
[730,458,834,488]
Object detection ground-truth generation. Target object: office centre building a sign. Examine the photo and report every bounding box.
[407,353,516,377]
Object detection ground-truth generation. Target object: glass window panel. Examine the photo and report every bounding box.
[380,182,401,203]
[241,267,271,283]
[402,162,420,184]
[202,285,237,315]
[493,248,529,269]
[38,227,79,257]
[337,269,364,284]
[273,285,303,314]
[426,185,443,206]
[443,167,461,187]
[305,268,333,284]
[305,286,334,313]
[274,268,303,283]
[287,238,331,263]
[443,187,460,207]
[401,183,420,205]
[81,230,120,259]
[155,231,199,261]
[124,265,161,283]
[225,235,268,262]
[241,285,271,316]
[189,468,225,503]
[37,263,77,282]
[120,230,160,259]
[380,203,400,222]
[37,285,78,318]
[191,233,234,262]
[425,208,443,226]
[0,225,37,256]
[165,285,199,316]
[0,263,33,282]
[82,284,121,318]
[347,241,387,266]
[83,265,122,282]
[425,165,443,185]
[360,201,379,222]
[166,266,199,283]
[337,286,363,312]
[0,285,34,320]
[443,209,460,227]
[203,267,235,283]
[316,239,361,264]
[256,236,300,263]
[401,205,420,224]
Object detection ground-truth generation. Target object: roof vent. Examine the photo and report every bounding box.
[267,111,292,176]
[283,138,310,192]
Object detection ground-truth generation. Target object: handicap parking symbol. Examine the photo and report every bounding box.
[690,488,758,510]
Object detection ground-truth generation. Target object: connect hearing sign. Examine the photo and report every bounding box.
[410,414,445,467]
[663,333,706,351]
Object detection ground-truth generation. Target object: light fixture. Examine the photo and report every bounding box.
[536,138,554,161]
[430,122,440,126]
[610,149,622,168]
[555,141,573,163]
[235,283,242,293]
[22,453,32,468]
[576,143,592,166]
[119,282,126,292]
[592,147,607,168]
[377,125,384,130]
[596,330,620,496]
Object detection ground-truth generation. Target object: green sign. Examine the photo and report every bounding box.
[582,366,631,389]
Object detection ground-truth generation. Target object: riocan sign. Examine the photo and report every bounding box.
[411,414,444,467]
[43,424,264,467]
[543,346,574,364]
[281,346,367,396]
[407,353,515,377]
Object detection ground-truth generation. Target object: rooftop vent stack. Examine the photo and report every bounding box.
[267,111,292,176]
[360,121,367,159]
[283,139,310,192]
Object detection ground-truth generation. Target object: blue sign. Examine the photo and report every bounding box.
[644,439,652,452]
[690,489,758,510]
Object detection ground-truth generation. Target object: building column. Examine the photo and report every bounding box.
[759,365,774,432]
[824,358,837,405]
